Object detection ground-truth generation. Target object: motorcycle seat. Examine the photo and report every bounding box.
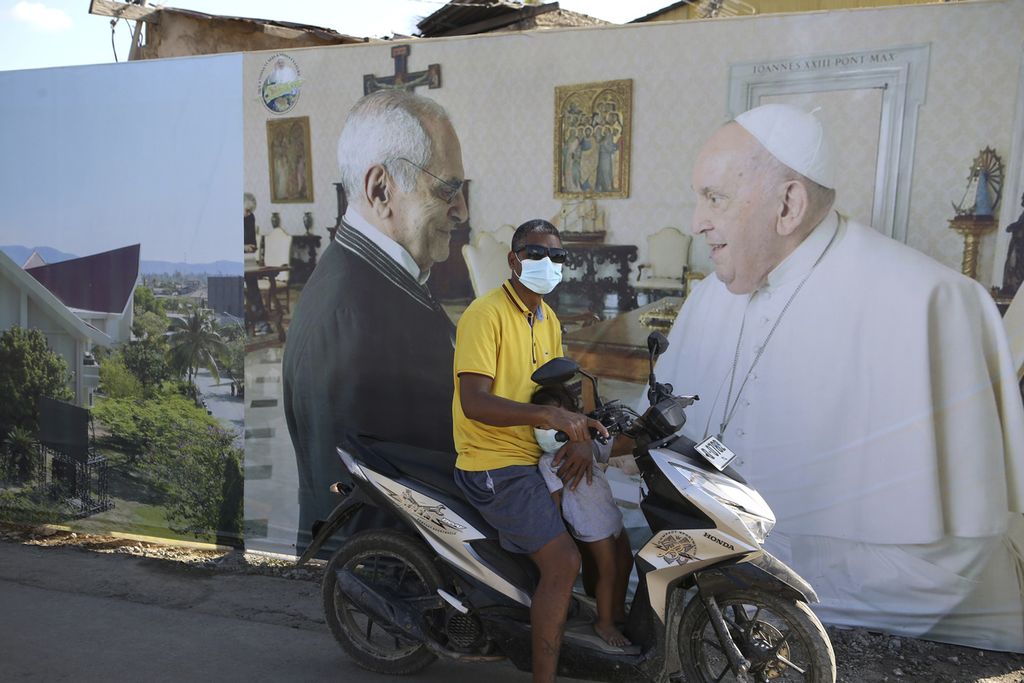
[346,435,464,501]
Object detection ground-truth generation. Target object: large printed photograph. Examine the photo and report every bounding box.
[239,0,1024,660]
[0,55,244,545]
[0,1,1021,677]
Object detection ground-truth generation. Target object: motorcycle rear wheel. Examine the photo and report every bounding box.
[678,590,836,683]
[322,531,444,675]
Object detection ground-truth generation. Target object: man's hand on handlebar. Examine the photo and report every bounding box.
[541,407,608,443]
[551,440,593,491]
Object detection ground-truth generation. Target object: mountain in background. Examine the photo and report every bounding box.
[1,246,242,276]
[0,245,77,265]
[139,260,242,276]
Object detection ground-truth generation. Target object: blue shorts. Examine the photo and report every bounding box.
[454,465,567,555]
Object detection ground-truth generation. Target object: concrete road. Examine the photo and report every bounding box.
[0,541,538,682]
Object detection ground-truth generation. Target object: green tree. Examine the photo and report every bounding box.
[4,426,37,483]
[0,327,73,435]
[220,337,245,396]
[92,392,220,464]
[122,340,169,393]
[134,311,169,342]
[148,423,243,543]
[217,321,245,343]
[92,392,242,542]
[133,285,165,317]
[98,352,143,399]
[166,306,227,390]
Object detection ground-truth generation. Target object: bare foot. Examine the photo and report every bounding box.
[594,620,631,647]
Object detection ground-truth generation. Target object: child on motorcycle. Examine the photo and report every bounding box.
[531,385,634,648]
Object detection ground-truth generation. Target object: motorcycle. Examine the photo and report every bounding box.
[296,332,836,682]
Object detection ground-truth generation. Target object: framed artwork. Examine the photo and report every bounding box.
[554,79,632,199]
[266,116,314,203]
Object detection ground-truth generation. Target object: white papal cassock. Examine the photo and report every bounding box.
[658,210,1024,652]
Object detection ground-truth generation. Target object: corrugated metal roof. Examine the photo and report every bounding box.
[417,0,561,37]
[629,1,694,23]
[158,6,368,43]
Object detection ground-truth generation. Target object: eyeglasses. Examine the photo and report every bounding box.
[516,244,569,264]
[393,157,465,204]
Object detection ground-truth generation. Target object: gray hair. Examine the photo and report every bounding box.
[336,90,451,204]
[243,192,256,212]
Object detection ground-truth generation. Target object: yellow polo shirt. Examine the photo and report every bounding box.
[453,281,562,471]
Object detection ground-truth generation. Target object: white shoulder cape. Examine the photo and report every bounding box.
[658,215,1024,544]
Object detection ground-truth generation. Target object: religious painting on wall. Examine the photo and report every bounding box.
[554,79,632,200]
[267,116,314,203]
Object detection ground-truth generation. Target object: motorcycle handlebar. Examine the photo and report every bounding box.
[554,427,609,444]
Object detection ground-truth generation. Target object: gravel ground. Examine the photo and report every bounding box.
[3,522,1022,682]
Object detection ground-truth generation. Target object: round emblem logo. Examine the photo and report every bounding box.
[258,54,303,114]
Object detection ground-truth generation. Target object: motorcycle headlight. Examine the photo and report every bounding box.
[731,507,775,544]
[674,465,775,544]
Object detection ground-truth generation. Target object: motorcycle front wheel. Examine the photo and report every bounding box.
[678,590,836,683]
[322,530,444,675]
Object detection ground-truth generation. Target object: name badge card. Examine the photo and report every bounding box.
[695,436,737,471]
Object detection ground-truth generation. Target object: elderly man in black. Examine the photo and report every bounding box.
[283,90,468,554]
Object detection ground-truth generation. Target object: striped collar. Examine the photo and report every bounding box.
[342,209,426,285]
[335,219,443,318]
[501,280,545,322]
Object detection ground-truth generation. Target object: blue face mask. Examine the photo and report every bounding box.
[516,256,563,295]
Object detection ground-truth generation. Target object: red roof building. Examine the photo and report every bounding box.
[26,244,140,344]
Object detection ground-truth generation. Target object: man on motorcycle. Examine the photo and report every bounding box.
[452,218,609,682]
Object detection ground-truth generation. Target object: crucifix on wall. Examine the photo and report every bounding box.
[363,45,442,95]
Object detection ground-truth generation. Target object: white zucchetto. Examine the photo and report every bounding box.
[735,104,836,189]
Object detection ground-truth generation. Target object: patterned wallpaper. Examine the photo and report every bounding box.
[242,0,1024,287]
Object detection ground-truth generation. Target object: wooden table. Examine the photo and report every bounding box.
[245,264,289,342]
[563,297,682,382]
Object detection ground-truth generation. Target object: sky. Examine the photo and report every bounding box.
[0,1,673,72]
[0,54,241,264]
[0,1,672,263]
[0,1,673,264]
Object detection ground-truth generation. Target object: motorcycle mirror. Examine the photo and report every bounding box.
[647,332,670,358]
[531,357,580,386]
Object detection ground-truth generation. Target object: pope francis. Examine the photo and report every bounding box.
[658,103,1024,652]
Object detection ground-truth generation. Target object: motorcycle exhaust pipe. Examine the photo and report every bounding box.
[336,569,505,663]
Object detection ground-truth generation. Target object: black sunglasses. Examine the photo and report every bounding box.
[517,244,569,264]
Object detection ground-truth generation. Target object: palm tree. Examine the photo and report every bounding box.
[4,426,37,483]
[166,306,228,392]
